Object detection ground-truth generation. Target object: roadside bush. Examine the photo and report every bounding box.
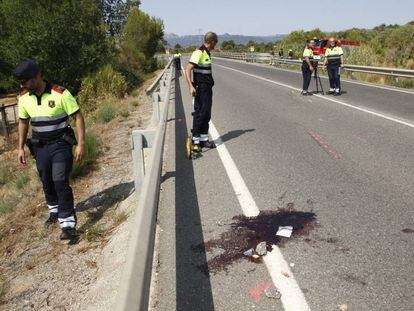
[120,110,130,118]
[129,100,139,107]
[397,78,414,89]
[70,131,100,178]
[95,99,117,123]
[130,89,140,97]
[77,65,127,114]
[118,7,164,88]
[0,0,112,94]
[344,45,380,66]
[157,59,168,69]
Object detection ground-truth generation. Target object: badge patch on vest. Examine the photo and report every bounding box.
[48,100,55,108]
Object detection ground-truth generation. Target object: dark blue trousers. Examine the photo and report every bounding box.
[192,83,213,140]
[328,65,341,91]
[34,140,75,227]
[302,64,312,91]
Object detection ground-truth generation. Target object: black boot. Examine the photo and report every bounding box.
[44,213,58,228]
[202,140,216,149]
[60,228,77,241]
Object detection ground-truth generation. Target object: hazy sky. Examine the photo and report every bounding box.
[140,0,414,36]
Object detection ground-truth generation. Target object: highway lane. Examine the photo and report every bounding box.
[151,71,287,311]
[151,59,414,310]
[214,57,414,123]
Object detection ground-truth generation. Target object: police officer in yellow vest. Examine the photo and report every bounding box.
[14,59,85,241]
[185,32,218,151]
[324,37,344,96]
[173,53,182,71]
[301,40,315,95]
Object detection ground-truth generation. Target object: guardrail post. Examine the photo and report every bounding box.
[0,104,9,138]
[393,75,399,87]
[152,92,161,123]
[131,131,145,192]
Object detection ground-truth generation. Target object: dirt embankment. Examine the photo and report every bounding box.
[0,73,158,310]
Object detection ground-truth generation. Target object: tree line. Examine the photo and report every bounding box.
[215,22,414,69]
[0,0,165,98]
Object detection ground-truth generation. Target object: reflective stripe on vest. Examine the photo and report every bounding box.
[31,120,69,133]
[17,82,79,140]
[193,68,212,74]
[190,46,214,84]
[30,112,69,133]
[325,47,343,63]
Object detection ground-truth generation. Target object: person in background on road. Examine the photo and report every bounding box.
[278,47,284,58]
[14,58,85,242]
[269,48,275,65]
[288,49,294,59]
[301,40,315,96]
[324,37,344,96]
[184,32,218,152]
[174,52,182,71]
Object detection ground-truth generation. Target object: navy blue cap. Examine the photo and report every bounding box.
[13,58,40,80]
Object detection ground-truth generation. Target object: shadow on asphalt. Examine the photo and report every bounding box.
[174,73,215,310]
[217,128,255,143]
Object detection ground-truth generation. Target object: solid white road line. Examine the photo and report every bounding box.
[215,64,414,130]
[209,121,311,311]
[214,57,414,95]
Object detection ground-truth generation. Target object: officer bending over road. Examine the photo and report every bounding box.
[185,32,218,152]
[14,58,85,242]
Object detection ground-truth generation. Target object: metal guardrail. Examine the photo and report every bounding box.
[214,52,414,79]
[0,103,18,138]
[115,56,173,311]
[146,58,174,94]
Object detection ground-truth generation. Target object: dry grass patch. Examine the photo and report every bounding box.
[0,274,6,303]
[112,210,128,227]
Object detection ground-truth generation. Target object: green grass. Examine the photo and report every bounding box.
[71,131,100,178]
[95,100,116,124]
[112,210,128,227]
[0,274,5,302]
[85,223,104,242]
[15,173,30,189]
[130,89,139,97]
[0,164,13,187]
[397,78,414,89]
[120,110,130,118]
[129,100,139,108]
[0,194,19,215]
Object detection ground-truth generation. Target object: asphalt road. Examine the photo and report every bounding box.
[151,58,414,311]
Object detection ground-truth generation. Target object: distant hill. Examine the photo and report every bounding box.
[165,33,286,47]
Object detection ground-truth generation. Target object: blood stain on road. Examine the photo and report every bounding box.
[192,209,316,275]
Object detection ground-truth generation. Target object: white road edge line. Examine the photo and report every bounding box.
[215,64,414,129]
[209,121,311,311]
[215,57,414,95]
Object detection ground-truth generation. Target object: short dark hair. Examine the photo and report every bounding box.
[204,32,218,44]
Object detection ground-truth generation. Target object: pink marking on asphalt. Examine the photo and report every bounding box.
[248,282,275,302]
[308,131,341,160]
[248,288,262,302]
